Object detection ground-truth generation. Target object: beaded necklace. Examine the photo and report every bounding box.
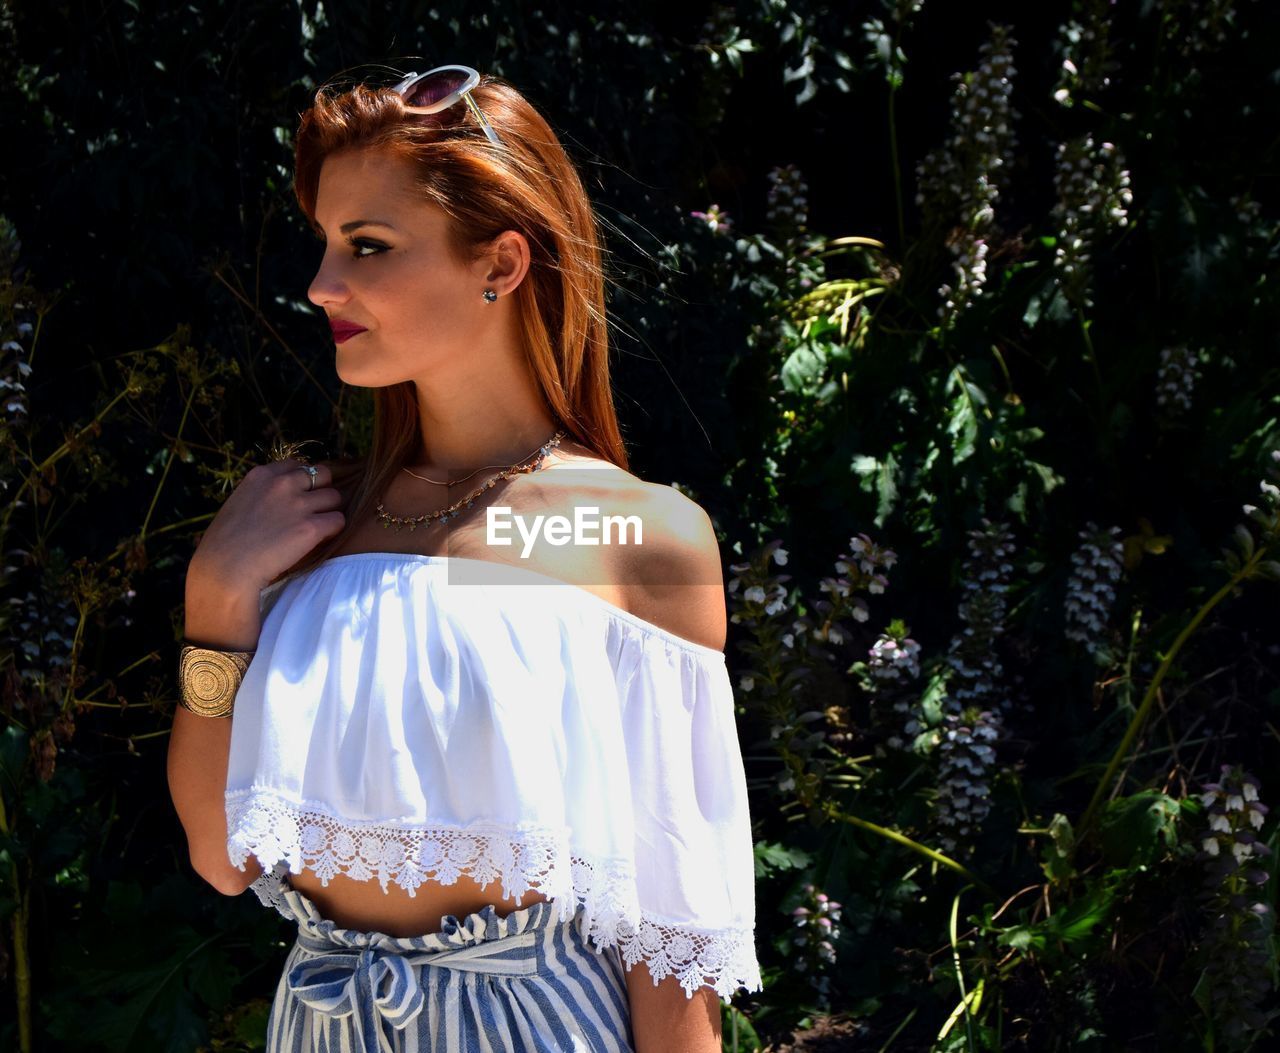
[375,427,566,533]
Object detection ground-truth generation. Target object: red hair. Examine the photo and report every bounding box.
[280,72,629,579]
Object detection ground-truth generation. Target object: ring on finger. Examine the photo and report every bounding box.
[300,464,319,492]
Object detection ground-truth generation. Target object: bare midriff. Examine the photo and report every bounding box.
[286,868,555,938]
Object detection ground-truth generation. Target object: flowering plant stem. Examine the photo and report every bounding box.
[0,385,135,541]
[1074,548,1267,851]
[822,801,996,896]
[939,885,981,1046]
[0,789,32,1052]
[1076,307,1106,415]
[139,380,198,540]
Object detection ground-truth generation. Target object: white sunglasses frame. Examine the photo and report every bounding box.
[391,64,504,147]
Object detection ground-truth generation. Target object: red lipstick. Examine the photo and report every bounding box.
[330,319,368,343]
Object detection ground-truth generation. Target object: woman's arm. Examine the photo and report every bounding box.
[167,563,265,895]
[621,484,733,1051]
[625,964,722,1053]
[168,458,346,895]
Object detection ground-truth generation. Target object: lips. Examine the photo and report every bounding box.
[330,320,368,343]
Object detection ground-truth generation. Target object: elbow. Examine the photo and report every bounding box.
[192,851,260,897]
[208,869,253,897]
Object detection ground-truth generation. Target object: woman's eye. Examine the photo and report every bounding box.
[350,239,386,260]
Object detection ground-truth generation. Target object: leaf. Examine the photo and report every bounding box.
[1233,523,1256,561]
[919,670,949,724]
[1046,890,1114,947]
[1001,925,1042,952]
[754,839,812,877]
[1254,560,1280,582]
[0,725,27,791]
[1026,282,1073,325]
[1098,791,1182,868]
[188,944,237,1010]
[851,452,900,524]
[1191,965,1214,1022]
[781,343,825,394]
[234,1001,273,1043]
[1040,812,1076,884]
[1028,460,1067,495]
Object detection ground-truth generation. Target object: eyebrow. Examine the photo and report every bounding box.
[341,219,396,234]
[313,219,398,239]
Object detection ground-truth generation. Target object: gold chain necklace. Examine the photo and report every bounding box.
[401,461,498,486]
[375,428,566,533]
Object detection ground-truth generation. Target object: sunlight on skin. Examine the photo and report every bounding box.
[624,962,723,1053]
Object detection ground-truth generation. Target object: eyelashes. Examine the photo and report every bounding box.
[314,236,388,260]
[349,238,387,260]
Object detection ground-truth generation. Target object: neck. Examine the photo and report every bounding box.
[407,310,561,477]
[411,407,559,477]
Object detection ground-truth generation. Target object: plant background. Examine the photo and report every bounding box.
[2,0,1279,1050]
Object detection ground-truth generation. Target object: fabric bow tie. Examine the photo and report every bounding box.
[286,929,540,1052]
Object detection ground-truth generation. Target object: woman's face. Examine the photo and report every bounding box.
[307,147,499,388]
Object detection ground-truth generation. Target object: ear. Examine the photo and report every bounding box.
[477,229,531,297]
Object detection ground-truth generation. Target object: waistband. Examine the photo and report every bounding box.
[278,877,581,1048]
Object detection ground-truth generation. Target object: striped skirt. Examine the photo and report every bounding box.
[260,872,636,1052]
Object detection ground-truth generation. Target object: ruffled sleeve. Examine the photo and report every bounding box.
[605,621,762,1001]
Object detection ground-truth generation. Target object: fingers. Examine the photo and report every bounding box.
[269,457,335,492]
[301,485,346,512]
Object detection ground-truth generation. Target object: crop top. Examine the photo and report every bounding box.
[224,551,762,1002]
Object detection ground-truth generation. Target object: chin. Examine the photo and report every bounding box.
[334,355,379,387]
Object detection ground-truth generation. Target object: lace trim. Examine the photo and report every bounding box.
[228,790,762,1001]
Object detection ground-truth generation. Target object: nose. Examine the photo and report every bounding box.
[307,251,351,310]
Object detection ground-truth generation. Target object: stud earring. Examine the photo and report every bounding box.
[482,288,498,303]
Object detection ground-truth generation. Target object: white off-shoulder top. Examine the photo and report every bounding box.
[225,551,762,1001]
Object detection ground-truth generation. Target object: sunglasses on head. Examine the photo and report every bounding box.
[390,64,504,147]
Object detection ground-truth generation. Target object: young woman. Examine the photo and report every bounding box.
[168,64,760,1052]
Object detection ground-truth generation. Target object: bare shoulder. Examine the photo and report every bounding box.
[628,481,721,571]
[502,445,728,651]
[615,481,727,653]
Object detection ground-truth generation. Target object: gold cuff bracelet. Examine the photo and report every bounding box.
[178,645,255,718]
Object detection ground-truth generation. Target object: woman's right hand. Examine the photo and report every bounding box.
[188,458,347,596]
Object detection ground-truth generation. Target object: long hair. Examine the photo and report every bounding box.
[277,70,629,584]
